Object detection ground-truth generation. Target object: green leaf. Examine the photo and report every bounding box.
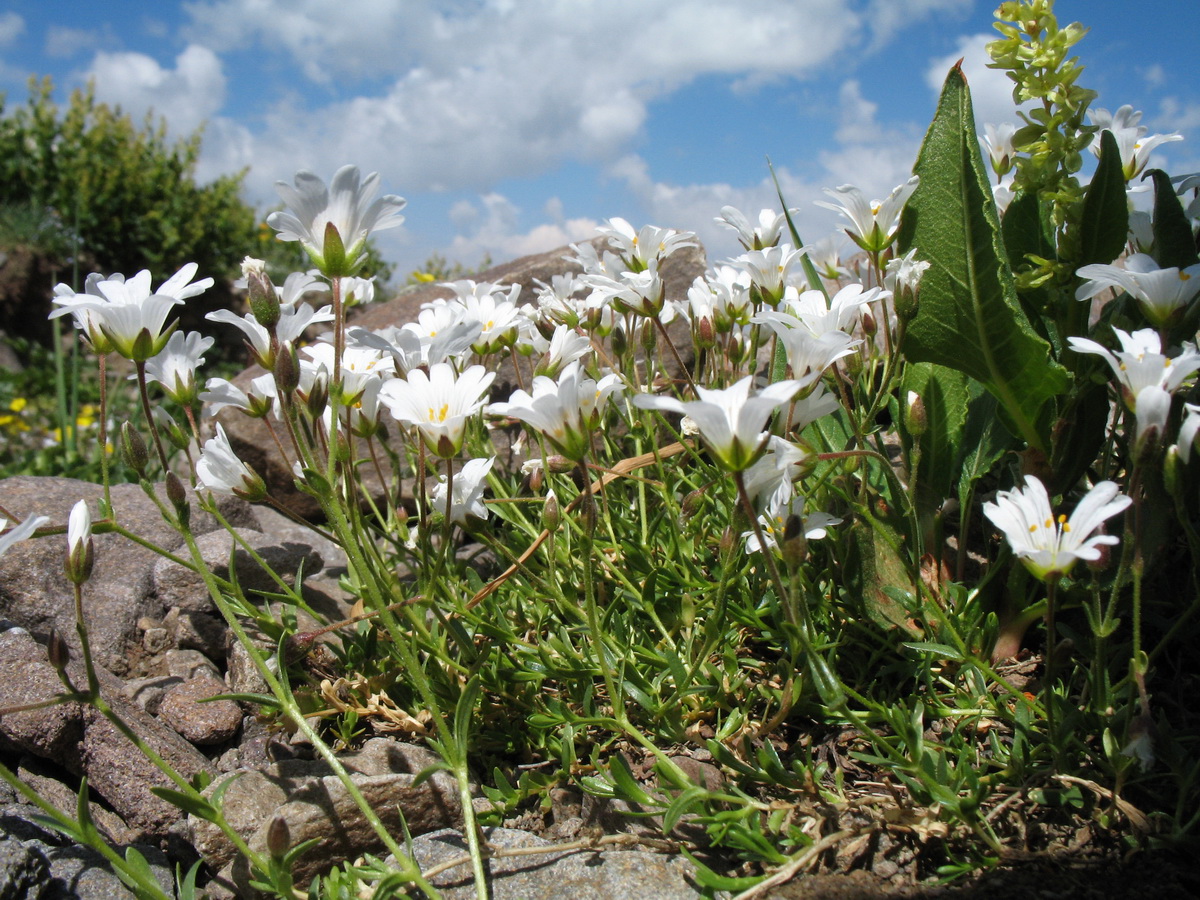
[899,63,1068,453]
[902,362,972,527]
[1078,129,1129,267]
[608,754,655,806]
[149,787,218,821]
[902,641,965,660]
[1147,168,1200,270]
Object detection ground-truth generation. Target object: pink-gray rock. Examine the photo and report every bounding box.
[0,628,216,842]
[408,827,706,900]
[157,674,242,745]
[0,476,255,676]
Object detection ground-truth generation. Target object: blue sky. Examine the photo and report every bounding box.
[1,1,1197,282]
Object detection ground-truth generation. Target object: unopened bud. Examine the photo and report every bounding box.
[719,525,737,559]
[609,325,628,358]
[274,343,300,396]
[243,258,281,329]
[905,391,928,437]
[542,489,561,532]
[121,422,149,476]
[266,814,291,860]
[545,455,574,474]
[894,287,919,322]
[780,514,808,568]
[1163,445,1180,496]
[526,465,545,493]
[679,488,705,521]
[47,629,71,671]
[306,376,329,421]
[861,310,877,338]
[165,472,191,525]
[695,316,716,349]
[64,499,94,585]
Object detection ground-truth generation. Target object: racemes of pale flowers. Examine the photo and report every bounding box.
[716,206,790,251]
[1068,327,1200,445]
[815,176,920,255]
[268,165,406,277]
[432,457,495,524]
[145,331,215,406]
[983,476,1130,581]
[0,513,49,559]
[51,264,214,361]
[632,375,803,472]
[486,361,624,462]
[595,217,697,272]
[196,424,267,501]
[1075,253,1200,329]
[379,363,495,459]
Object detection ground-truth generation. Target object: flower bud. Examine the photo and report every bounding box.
[266,814,291,860]
[274,343,301,396]
[64,499,94,585]
[165,472,191,526]
[780,513,808,568]
[47,629,71,672]
[121,422,149,477]
[609,324,628,358]
[243,258,280,330]
[542,489,561,532]
[679,488,705,521]
[905,391,928,437]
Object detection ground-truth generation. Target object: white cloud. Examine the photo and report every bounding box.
[176,0,963,201]
[86,44,227,136]
[444,192,600,269]
[1157,97,1200,134]
[0,12,24,48]
[46,25,106,59]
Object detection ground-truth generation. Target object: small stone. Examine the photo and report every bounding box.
[157,674,242,746]
[163,648,220,681]
[121,675,184,715]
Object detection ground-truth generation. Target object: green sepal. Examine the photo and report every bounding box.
[1146,168,1200,270]
[1078,129,1129,268]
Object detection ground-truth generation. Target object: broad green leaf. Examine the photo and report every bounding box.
[899,64,1068,453]
[1147,168,1200,270]
[902,362,972,528]
[1078,130,1129,267]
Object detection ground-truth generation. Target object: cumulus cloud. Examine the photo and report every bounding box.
[86,44,227,136]
[444,193,600,270]
[176,0,962,202]
[0,11,24,48]
[46,25,109,59]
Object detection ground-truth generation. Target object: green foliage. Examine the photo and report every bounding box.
[0,77,256,282]
[898,63,1068,454]
[404,250,493,285]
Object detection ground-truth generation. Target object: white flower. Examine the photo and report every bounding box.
[980,122,1018,177]
[1176,402,1200,463]
[432,457,494,524]
[753,310,861,386]
[596,218,697,271]
[534,325,592,377]
[778,283,882,337]
[743,435,814,508]
[583,262,666,318]
[983,476,1130,581]
[64,499,94,583]
[1067,327,1200,413]
[815,176,919,254]
[207,300,334,368]
[744,493,841,555]
[196,424,266,500]
[632,375,803,472]
[267,165,406,276]
[732,245,808,307]
[1088,105,1183,181]
[380,363,495,458]
[486,361,621,462]
[1075,253,1200,328]
[716,206,789,250]
[0,514,49,559]
[145,331,214,405]
[200,374,277,419]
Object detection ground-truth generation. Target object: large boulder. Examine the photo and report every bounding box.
[0,476,256,676]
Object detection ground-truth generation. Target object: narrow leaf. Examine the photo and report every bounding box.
[899,63,1068,452]
[1078,129,1129,267]
[1147,168,1200,269]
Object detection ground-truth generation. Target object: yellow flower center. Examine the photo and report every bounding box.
[428,403,449,422]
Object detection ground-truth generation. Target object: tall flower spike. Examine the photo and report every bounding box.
[983,476,1130,581]
[268,166,406,277]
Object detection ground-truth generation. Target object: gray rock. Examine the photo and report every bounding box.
[120,675,183,715]
[0,836,47,900]
[0,476,254,676]
[224,640,268,696]
[162,649,220,681]
[408,827,706,900]
[191,737,461,891]
[0,629,216,842]
[162,607,228,663]
[157,674,242,746]
[42,843,173,900]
